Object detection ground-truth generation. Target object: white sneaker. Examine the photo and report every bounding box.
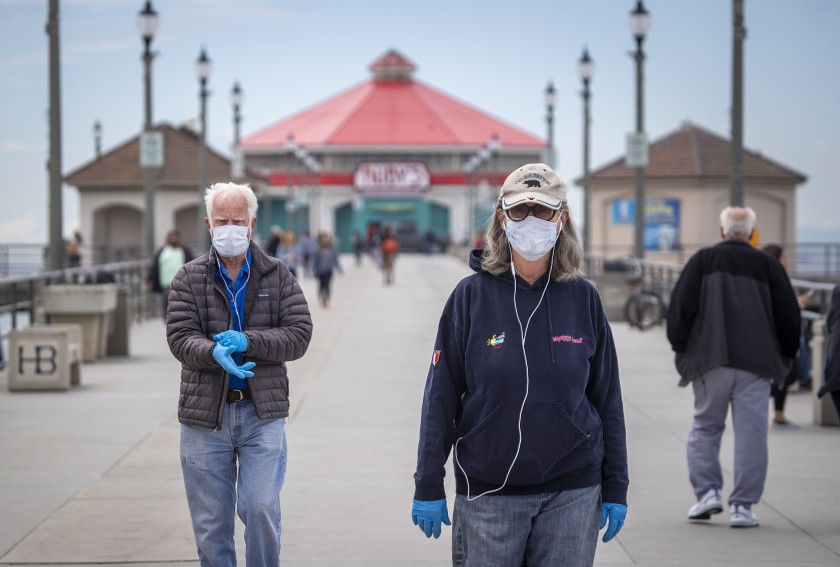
[729,503,759,528]
[688,488,723,520]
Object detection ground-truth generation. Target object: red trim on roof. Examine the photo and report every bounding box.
[261,171,505,187]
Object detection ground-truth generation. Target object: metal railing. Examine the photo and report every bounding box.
[588,242,840,279]
[0,244,144,279]
[589,253,837,320]
[0,259,156,344]
[787,243,840,278]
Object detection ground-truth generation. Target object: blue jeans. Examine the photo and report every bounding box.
[452,486,601,567]
[798,333,812,386]
[180,400,287,567]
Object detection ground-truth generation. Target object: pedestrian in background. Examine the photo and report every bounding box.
[817,284,840,417]
[275,230,301,278]
[412,163,628,566]
[264,225,282,257]
[667,207,800,528]
[424,227,436,255]
[65,231,83,268]
[312,231,342,308]
[299,229,316,278]
[762,243,812,427]
[380,228,399,285]
[368,224,383,268]
[147,229,194,319]
[352,230,364,265]
[167,182,313,565]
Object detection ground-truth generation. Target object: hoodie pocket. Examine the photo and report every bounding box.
[456,402,594,486]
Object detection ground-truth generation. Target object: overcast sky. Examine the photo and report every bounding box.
[1,0,838,243]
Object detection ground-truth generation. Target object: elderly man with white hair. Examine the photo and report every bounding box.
[167,182,312,566]
[666,206,800,529]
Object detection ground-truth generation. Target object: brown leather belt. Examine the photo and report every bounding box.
[226,389,251,403]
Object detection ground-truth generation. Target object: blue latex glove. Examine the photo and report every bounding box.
[411,499,451,539]
[600,502,627,542]
[212,343,256,379]
[213,330,249,353]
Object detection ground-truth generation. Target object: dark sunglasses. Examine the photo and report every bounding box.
[504,204,560,222]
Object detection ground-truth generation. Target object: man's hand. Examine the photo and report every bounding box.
[213,330,249,353]
[411,499,451,539]
[797,289,814,309]
[212,343,255,379]
[600,502,627,542]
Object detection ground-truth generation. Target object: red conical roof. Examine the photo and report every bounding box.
[242,49,544,149]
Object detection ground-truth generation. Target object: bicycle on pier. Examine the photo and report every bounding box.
[623,262,666,331]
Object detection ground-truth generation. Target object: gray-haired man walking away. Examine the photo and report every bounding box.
[666,206,800,528]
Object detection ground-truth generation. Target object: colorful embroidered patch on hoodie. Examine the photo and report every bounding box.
[432,350,441,366]
[486,332,506,349]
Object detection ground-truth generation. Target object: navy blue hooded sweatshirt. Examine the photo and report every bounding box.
[413,250,628,505]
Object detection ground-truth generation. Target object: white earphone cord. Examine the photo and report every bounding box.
[218,256,251,331]
[454,246,555,501]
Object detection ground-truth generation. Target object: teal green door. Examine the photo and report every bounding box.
[335,203,354,253]
[430,202,450,241]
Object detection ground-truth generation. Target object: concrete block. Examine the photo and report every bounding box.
[8,324,82,391]
[106,286,130,357]
[41,284,117,313]
[42,284,118,361]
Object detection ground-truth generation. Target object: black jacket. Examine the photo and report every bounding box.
[667,240,801,386]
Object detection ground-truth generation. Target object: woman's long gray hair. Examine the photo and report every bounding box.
[480,203,584,282]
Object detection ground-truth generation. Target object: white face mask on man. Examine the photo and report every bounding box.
[504,215,563,262]
[212,225,250,257]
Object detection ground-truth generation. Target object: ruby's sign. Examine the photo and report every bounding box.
[353,162,430,195]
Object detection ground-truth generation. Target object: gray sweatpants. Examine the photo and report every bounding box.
[687,366,770,506]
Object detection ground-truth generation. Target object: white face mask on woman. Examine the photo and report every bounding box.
[504,215,563,262]
[212,224,250,257]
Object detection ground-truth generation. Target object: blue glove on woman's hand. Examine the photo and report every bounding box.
[411,499,451,539]
[213,330,249,353]
[600,502,627,542]
[212,343,255,379]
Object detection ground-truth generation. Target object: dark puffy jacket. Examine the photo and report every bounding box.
[166,242,312,429]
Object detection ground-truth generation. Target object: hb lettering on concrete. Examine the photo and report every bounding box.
[8,324,82,391]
